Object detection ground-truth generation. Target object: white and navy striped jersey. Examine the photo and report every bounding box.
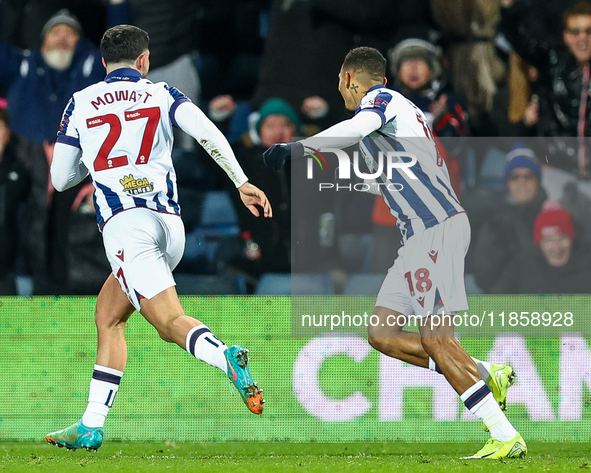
[302,85,464,240]
[56,68,184,228]
[357,85,464,239]
[53,68,248,230]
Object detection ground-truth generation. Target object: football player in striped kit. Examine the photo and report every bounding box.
[46,25,271,451]
[264,47,526,460]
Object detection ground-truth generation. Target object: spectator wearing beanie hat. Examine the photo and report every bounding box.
[255,98,302,148]
[504,142,542,205]
[471,142,547,293]
[387,37,467,212]
[0,6,105,294]
[41,9,82,40]
[533,204,576,268]
[0,8,104,145]
[505,201,591,293]
[388,38,469,138]
[389,39,442,88]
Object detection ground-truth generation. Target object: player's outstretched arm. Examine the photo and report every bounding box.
[174,101,273,217]
[51,141,89,192]
[263,111,382,171]
[300,111,382,150]
[238,182,272,218]
[263,142,304,172]
[174,101,250,186]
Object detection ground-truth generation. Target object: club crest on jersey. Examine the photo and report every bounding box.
[119,174,154,195]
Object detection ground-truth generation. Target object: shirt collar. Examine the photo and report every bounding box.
[105,68,142,83]
[354,84,388,114]
[366,84,386,94]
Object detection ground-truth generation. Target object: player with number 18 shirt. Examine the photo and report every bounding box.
[263,46,525,460]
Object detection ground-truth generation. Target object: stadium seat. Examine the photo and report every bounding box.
[255,273,291,295]
[172,149,216,190]
[177,187,204,231]
[177,188,240,235]
[174,273,247,295]
[255,273,335,295]
[342,273,384,295]
[177,227,241,275]
[479,146,507,191]
[200,190,239,230]
[337,233,374,273]
[464,273,483,295]
[177,190,242,274]
[14,275,33,296]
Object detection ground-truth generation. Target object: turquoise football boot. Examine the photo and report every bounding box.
[46,419,103,451]
[224,345,264,414]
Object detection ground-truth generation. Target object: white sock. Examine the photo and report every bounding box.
[461,380,517,441]
[186,325,228,374]
[428,357,442,373]
[81,364,123,428]
[472,358,492,380]
[430,357,491,380]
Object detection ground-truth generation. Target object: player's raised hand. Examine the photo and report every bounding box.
[238,182,273,218]
[263,142,304,171]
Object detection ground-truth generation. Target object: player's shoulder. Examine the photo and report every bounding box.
[156,81,190,102]
[356,86,407,120]
[359,86,405,108]
[71,80,107,103]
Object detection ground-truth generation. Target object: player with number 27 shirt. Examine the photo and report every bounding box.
[46,25,271,452]
[263,47,525,459]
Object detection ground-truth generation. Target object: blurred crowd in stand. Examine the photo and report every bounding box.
[2,0,591,296]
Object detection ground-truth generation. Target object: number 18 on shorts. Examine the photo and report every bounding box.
[375,213,471,318]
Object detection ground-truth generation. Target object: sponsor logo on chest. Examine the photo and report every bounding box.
[120,174,154,195]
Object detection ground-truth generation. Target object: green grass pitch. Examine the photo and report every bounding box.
[1,442,589,472]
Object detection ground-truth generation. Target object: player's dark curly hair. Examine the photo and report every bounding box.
[342,47,386,81]
[101,25,149,64]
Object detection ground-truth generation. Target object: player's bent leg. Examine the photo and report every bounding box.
[367,306,430,368]
[418,316,480,394]
[420,314,522,451]
[139,286,264,414]
[47,275,133,451]
[95,274,135,370]
[417,334,515,410]
[139,285,201,345]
